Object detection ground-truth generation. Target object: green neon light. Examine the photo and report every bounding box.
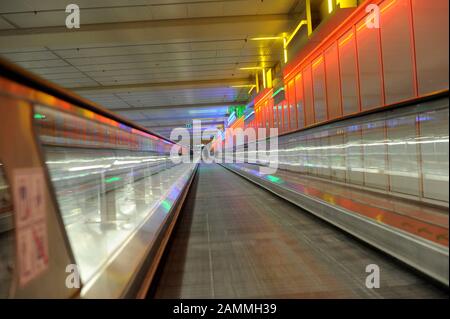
[161,200,172,212]
[228,105,246,119]
[34,113,46,120]
[105,177,121,183]
[271,87,285,98]
[267,175,282,183]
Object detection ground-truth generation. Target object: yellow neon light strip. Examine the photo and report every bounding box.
[381,0,396,13]
[252,0,313,63]
[250,37,283,41]
[285,0,312,47]
[338,32,354,47]
[306,0,313,36]
[255,72,260,93]
[286,20,308,46]
[283,37,288,63]
[266,68,273,88]
[240,66,263,70]
[328,0,333,13]
[231,85,256,88]
[312,56,324,69]
[356,21,366,32]
[262,68,267,88]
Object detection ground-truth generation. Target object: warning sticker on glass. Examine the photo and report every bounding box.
[13,168,49,286]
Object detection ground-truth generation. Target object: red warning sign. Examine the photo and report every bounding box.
[13,168,49,286]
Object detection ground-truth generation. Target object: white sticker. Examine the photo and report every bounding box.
[13,168,49,286]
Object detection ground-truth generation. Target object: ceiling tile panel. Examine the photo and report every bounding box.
[0,0,298,135]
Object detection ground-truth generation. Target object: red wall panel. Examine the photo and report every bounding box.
[303,66,315,126]
[325,43,342,119]
[312,56,328,122]
[412,0,449,95]
[295,74,305,128]
[288,80,297,130]
[380,0,416,103]
[356,18,384,110]
[339,29,360,115]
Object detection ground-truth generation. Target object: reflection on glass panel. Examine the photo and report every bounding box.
[284,139,293,169]
[346,125,364,185]
[387,115,420,196]
[318,131,331,178]
[0,162,14,298]
[420,108,449,201]
[298,136,308,174]
[307,137,319,176]
[274,100,448,205]
[329,129,346,182]
[34,104,194,283]
[362,119,388,190]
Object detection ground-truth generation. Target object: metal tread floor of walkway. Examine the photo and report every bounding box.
[151,164,446,298]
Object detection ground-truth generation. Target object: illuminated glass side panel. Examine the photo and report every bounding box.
[317,131,331,178]
[329,127,346,182]
[386,114,420,196]
[33,104,194,285]
[298,134,308,174]
[420,107,449,201]
[346,124,364,185]
[362,118,388,190]
[307,135,319,176]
